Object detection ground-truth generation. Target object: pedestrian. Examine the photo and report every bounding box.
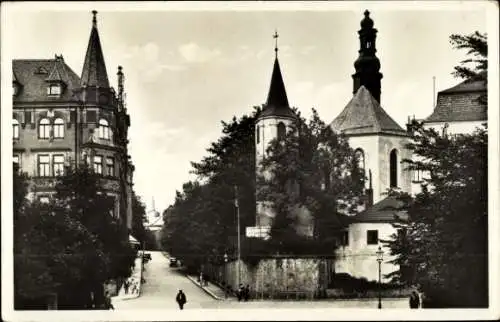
[409,290,420,309]
[244,284,250,301]
[237,284,244,301]
[176,290,187,310]
[124,280,130,295]
[104,293,114,310]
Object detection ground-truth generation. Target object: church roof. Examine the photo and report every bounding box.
[424,77,487,123]
[329,86,406,136]
[12,59,81,102]
[350,196,408,223]
[80,11,110,88]
[258,57,296,119]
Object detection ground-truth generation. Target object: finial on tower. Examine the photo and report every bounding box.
[273,30,279,58]
[92,10,98,27]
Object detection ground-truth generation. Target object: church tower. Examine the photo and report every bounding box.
[352,10,383,103]
[254,32,297,234]
[329,11,412,204]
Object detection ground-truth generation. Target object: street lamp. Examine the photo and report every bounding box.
[224,253,228,299]
[376,246,384,309]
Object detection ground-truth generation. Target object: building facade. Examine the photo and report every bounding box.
[12,11,134,231]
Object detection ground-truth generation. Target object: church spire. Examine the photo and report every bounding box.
[352,10,383,103]
[266,30,289,109]
[80,10,110,88]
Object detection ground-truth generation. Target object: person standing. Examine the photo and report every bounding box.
[409,290,420,308]
[176,290,187,310]
[244,284,250,302]
[124,280,130,295]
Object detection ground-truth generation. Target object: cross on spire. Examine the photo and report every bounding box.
[273,30,279,58]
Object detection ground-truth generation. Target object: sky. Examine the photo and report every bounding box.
[2,1,491,214]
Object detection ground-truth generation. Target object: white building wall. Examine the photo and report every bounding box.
[424,120,486,135]
[335,222,399,283]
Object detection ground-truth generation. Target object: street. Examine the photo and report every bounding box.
[113,251,408,310]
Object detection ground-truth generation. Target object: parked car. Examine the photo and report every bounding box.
[169,257,178,267]
[143,253,152,262]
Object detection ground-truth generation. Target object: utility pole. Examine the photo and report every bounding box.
[234,185,241,287]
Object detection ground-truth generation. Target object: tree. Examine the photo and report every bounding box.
[384,122,488,307]
[450,31,487,104]
[162,110,258,270]
[131,193,147,245]
[258,109,365,256]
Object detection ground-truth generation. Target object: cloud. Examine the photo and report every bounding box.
[178,42,222,63]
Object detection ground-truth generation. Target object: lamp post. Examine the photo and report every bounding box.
[376,246,384,309]
[224,253,228,299]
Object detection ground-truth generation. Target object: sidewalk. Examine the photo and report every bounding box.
[186,274,235,301]
[112,255,144,301]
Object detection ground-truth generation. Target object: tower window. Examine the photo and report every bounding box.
[390,149,398,188]
[94,155,103,174]
[39,118,51,139]
[98,119,110,140]
[366,41,371,49]
[277,122,286,141]
[53,155,65,176]
[354,148,365,170]
[13,119,19,139]
[53,118,64,138]
[256,125,260,144]
[38,154,50,177]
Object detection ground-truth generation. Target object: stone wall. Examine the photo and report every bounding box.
[208,257,332,299]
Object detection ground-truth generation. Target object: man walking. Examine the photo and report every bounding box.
[176,290,187,310]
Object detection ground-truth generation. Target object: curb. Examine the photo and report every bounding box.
[185,275,226,301]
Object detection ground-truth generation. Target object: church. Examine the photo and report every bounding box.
[247,9,487,285]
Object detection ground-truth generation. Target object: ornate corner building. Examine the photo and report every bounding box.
[12,11,134,231]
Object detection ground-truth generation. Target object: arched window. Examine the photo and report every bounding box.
[354,148,365,170]
[98,119,110,140]
[277,122,286,141]
[53,118,64,138]
[13,119,19,139]
[390,149,398,188]
[39,118,51,139]
[256,125,260,144]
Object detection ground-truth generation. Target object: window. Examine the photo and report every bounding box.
[355,148,365,170]
[98,119,110,140]
[53,118,64,138]
[39,118,51,139]
[367,230,379,245]
[13,155,20,172]
[94,155,103,174]
[413,169,423,183]
[13,83,19,96]
[341,231,349,246]
[86,111,97,123]
[13,119,19,139]
[277,122,286,141]
[47,84,61,96]
[256,125,260,144]
[53,155,65,176]
[366,41,372,49]
[390,149,398,188]
[38,155,50,177]
[106,157,115,176]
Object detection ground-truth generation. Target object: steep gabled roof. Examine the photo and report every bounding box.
[424,78,487,123]
[80,12,110,88]
[12,59,81,102]
[258,57,296,119]
[329,86,406,136]
[350,196,408,223]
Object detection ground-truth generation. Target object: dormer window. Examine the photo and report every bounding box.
[47,84,62,96]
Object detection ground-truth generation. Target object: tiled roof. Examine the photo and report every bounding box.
[12,58,81,102]
[258,57,296,120]
[424,78,487,123]
[80,14,110,88]
[350,196,408,223]
[329,86,406,136]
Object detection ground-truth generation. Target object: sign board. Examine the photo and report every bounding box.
[246,226,271,239]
